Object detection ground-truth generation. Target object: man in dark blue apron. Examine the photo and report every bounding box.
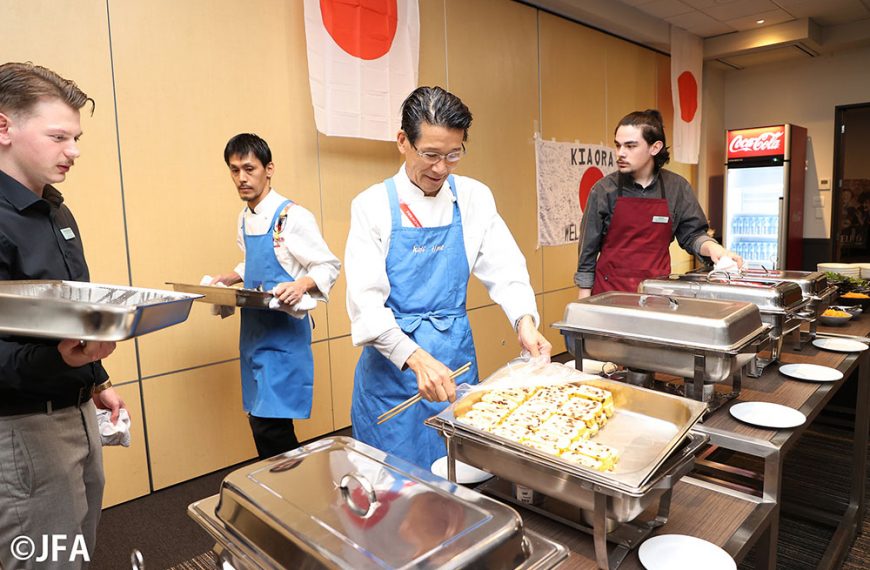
[576,109,742,298]
[345,87,551,469]
[211,134,340,459]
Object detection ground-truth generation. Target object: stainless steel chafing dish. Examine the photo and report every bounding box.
[425,365,708,570]
[188,436,567,570]
[0,280,202,341]
[686,268,836,347]
[639,275,807,373]
[554,292,769,406]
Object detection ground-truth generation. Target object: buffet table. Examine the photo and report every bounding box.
[693,316,870,570]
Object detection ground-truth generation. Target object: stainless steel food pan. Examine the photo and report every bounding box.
[555,292,766,351]
[426,369,707,492]
[167,282,274,309]
[188,436,567,570]
[0,280,201,341]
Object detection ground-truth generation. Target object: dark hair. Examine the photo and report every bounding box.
[224,133,272,166]
[0,62,94,117]
[616,109,670,170]
[400,86,472,145]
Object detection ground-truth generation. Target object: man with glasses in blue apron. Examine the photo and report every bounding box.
[345,87,551,469]
[211,134,340,459]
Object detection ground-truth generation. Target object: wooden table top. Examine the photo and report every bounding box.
[521,478,765,569]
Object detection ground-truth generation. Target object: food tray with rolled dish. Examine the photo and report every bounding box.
[425,361,708,521]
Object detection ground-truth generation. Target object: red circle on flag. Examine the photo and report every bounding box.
[677,71,698,123]
[320,0,399,61]
[579,167,604,211]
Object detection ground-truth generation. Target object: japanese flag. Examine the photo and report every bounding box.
[303,0,420,141]
[670,26,702,164]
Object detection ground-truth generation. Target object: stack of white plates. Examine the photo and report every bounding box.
[818,262,861,278]
[858,263,870,279]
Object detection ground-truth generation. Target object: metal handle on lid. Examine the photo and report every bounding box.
[339,473,379,518]
[130,549,144,570]
[638,294,679,310]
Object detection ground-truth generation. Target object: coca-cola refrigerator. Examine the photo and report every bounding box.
[723,124,807,270]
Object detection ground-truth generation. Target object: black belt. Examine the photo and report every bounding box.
[0,386,94,416]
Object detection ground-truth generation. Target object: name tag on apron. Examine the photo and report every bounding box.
[651,216,669,224]
[60,227,76,240]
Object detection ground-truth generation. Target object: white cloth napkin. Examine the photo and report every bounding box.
[201,275,236,318]
[714,255,740,274]
[268,291,316,319]
[96,408,131,447]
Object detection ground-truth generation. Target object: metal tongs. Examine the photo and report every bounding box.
[376,362,472,424]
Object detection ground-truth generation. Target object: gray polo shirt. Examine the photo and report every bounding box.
[574,169,715,289]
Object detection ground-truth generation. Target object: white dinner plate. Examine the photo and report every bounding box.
[812,338,869,353]
[638,534,735,570]
[431,457,493,484]
[729,402,806,429]
[778,363,843,383]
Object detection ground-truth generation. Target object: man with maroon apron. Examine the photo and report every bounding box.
[576,109,741,298]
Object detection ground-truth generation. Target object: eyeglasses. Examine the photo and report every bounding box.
[410,142,466,164]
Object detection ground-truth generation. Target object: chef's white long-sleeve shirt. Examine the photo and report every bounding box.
[233,189,340,300]
[345,165,539,369]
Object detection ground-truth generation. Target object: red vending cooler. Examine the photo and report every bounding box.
[723,124,807,270]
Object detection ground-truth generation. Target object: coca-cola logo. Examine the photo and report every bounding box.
[729,131,784,154]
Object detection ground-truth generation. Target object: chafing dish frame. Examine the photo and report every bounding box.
[430,423,707,570]
[564,330,769,412]
[0,280,202,341]
[639,275,810,375]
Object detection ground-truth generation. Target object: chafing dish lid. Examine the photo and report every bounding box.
[640,276,804,313]
[687,269,829,298]
[554,292,765,351]
[214,437,525,569]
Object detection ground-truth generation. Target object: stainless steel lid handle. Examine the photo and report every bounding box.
[130,549,144,570]
[339,473,379,518]
[638,294,679,310]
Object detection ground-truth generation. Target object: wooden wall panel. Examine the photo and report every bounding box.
[295,342,334,442]
[446,0,541,307]
[468,295,544,380]
[540,288,577,351]
[605,37,659,135]
[328,336,363,431]
[538,13,613,293]
[101,383,150,507]
[319,138,401,340]
[419,0,448,88]
[108,0,320,376]
[143,362,255,490]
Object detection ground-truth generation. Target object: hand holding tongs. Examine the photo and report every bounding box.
[376,362,472,425]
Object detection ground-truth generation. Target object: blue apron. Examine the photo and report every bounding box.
[351,176,479,469]
[240,200,314,418]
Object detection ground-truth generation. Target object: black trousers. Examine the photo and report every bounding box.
[248,415,300,459]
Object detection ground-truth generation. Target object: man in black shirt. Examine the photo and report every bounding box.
[0,62,126,569]
[575,109,741,297]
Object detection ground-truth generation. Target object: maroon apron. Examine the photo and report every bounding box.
[591,176,672,294]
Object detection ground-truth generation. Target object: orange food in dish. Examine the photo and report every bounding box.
[841,292,869,299]
[822,309,851,318]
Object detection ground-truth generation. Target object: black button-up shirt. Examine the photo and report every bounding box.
[574,169,715,289]
[0,169,108,404]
